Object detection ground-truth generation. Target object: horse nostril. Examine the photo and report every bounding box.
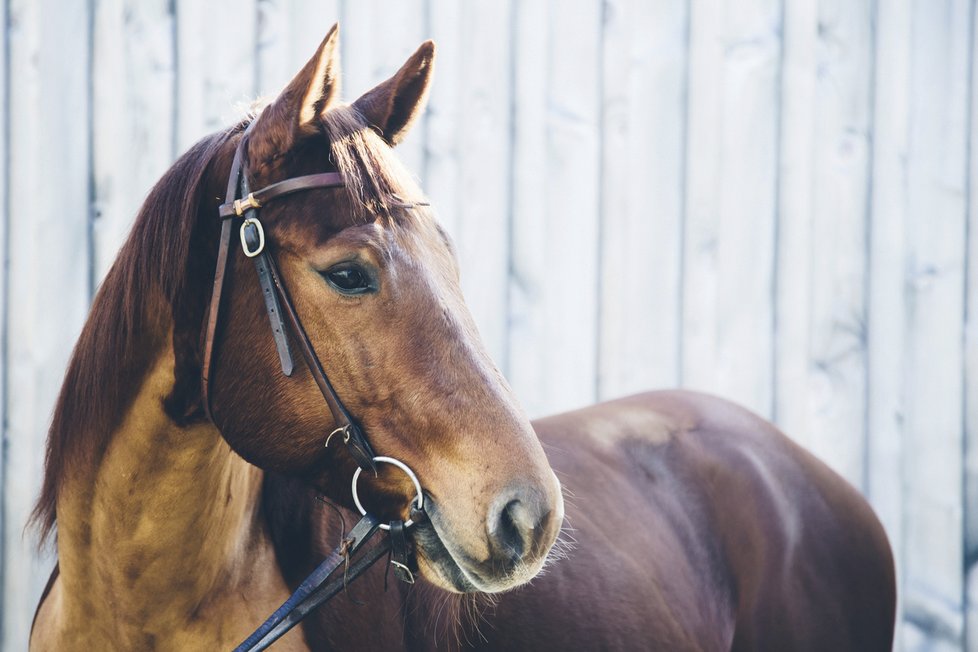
[495,500,527,558]
[487,491,547,565]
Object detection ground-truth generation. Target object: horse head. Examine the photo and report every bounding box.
[202,25,563,593]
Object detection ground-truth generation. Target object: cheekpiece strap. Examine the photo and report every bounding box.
[238,169,296,377]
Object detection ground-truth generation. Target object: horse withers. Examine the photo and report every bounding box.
[30,25,895,651]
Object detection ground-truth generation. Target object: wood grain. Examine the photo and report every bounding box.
[598,0,687,399]
[866,0,911,649]
[899,1,970,648]
[92,0,176,284]
[683,0,781,418]
[510,0,602,416]
[3,0,90,647]
[0,3,974,649]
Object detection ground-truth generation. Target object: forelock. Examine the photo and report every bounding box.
[319,104,427,223]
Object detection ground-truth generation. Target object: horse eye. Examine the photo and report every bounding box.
[322,265,374,295]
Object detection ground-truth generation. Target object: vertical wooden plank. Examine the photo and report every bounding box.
[255,0,288,97]
[508,0,548,410]
[3,0,90,648]
[338,0,375,105]
[807,0,873,487]
[175,0,257,151]
[900,0,971,648]
[0,0,8,631]
[340,1,426,176]
[707,0,780,418]
[963,0,978,647]
[256,0,340,98]
[510,0,602,416]
[449,0,512,372]
[681,0,722,399]
[773,0,816,450]
[423,0,462,238]
[781,0,875,487]
[682,0,781,417]
[542,1,602,414]
[92,0,176,284]
[597,0,688,399]
[867,0,911,648]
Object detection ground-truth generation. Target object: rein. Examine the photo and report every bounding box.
[203,126,423,650]
[233,514,387,652]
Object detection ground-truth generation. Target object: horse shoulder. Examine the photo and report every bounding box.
[502,393,739,650]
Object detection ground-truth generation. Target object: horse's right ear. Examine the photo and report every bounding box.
[248,24,341,164]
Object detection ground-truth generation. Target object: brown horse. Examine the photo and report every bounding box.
[267,392,896,651]
[30,26,895,651]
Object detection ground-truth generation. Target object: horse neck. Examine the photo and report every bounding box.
[53,344,279,645]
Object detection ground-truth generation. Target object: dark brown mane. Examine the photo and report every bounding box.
[30,127,238,545]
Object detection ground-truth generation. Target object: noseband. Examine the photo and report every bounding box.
[202,125,421,650]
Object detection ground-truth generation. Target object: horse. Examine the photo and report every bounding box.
[266,390,897,651]
[29,25,895,651]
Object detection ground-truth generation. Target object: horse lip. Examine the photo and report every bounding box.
[412,502,492,593]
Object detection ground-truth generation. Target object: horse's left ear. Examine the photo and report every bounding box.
[353,40,435,146]
[249,24,342,163]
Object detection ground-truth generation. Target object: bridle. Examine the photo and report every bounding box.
[203,124,423,651]
[202,123,378,473]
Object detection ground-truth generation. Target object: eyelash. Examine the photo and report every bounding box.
[320,264,376,295]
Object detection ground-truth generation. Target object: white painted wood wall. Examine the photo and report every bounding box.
[1,1,974,649]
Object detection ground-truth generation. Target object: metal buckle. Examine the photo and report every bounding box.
[324,425,352,448]
[240,217,265,258]
[233,192,262,216]
[389,560,415,584]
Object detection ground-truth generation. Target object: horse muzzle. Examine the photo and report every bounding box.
[413,479,565,593]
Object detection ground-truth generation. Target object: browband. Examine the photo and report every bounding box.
[202,129,377,473]
[218,172,345,219]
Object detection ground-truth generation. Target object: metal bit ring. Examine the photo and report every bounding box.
[351,456,424,530]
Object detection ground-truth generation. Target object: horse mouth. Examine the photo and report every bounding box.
[411,518,480,592]
[410,500,541,594]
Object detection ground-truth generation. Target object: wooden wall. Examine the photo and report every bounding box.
[1,1,975,650]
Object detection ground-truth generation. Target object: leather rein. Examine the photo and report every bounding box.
[203,126,422,651]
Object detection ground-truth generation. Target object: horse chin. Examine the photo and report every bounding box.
[414,542,479,594]
[412,516,546,595]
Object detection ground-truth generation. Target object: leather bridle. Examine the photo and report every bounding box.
[204,125,422,650]
[202,124,377,473]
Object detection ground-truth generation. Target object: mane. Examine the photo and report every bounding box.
[30,127,238,545]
